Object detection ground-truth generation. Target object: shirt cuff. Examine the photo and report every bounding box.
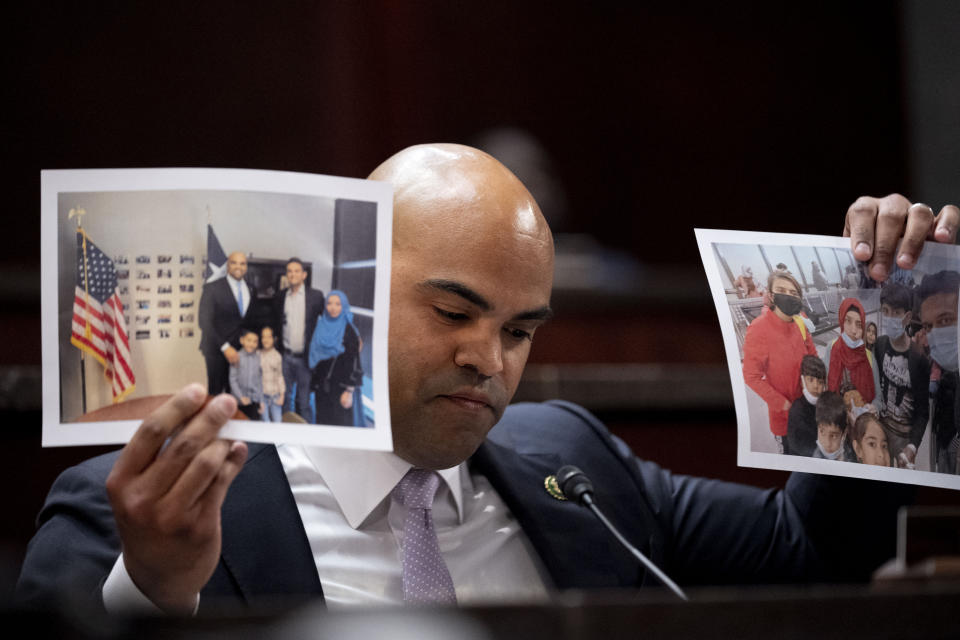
[220,342,231,352]
[102,553,200,616]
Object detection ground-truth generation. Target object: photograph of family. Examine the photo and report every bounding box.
[697,229,960,490]
[42,169,393,449]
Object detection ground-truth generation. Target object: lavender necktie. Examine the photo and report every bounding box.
[392,468,457,604]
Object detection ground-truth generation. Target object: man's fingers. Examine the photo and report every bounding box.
[933,205,960,244]
[868,195,911,281]
[142,394,238,495]
[196,441,248,517]
[843,194,958,280]
[898,203,936,269]
[110,384,208,481]
[845,197,879,262]
[160,439,234,509]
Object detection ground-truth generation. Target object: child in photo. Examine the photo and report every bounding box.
[840,382,874,462]
[229,329,263,421]
[259,326,285,423]
[827,298,879,403]
[865,321,877,354]
[874,283,930,468]
[786,354,826,457]
[812,391,848,461]
[849,413,892,467]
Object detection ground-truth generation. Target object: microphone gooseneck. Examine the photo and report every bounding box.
[555,465,688,601]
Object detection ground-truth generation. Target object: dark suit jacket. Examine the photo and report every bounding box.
[272,286,325,356]
[16,401,910,612]
[198,278,255,356]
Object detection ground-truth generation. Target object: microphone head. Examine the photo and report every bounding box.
[556,465,594,505]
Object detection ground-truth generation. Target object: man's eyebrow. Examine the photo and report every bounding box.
[418,279,492,311]
[418,279,553,322]
[515,306,554,323]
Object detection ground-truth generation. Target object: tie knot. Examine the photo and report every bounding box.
[393,468,441,510]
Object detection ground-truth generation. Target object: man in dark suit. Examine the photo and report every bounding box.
[273,258,324,421]
[16,146,959,613]
[18,398,909,612]
[198,252,255,395]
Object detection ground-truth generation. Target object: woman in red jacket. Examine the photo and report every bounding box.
[742,270,817,453]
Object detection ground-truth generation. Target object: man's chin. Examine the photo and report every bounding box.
[395,436,485,470]
[396,419,495,469]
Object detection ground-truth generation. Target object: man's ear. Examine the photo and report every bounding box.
[903,310,913,326]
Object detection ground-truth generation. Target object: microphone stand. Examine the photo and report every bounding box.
[557,465,688,601]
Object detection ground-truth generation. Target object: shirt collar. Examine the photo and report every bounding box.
[302,446,464,529]
[226,273,244,287]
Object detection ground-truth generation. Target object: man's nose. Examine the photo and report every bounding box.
[454,327,503,378]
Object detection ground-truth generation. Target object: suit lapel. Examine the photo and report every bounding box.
[472,439,641,590]
[217,444,324,607]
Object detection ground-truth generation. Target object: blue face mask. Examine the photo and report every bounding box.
[928,325,959,372]
[816,439,844,460]
[881,314,905,340]
[841,332,864,349]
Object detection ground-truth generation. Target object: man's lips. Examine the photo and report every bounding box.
[439,391,494,411]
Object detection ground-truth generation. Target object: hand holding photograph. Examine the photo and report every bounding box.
[697,229,960,491]
[42,168,393,450]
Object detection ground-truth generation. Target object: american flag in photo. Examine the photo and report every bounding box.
[70,230,136,401]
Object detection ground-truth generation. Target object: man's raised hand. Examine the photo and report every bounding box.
[844,194,959,282]
[105,384,247,614]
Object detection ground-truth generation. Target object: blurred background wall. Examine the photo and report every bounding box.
[2,0,959,600]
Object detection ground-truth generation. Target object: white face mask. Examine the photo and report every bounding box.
[881,314,905,340]
[928,325,960,372]
[841,332,864,349]
[802,377,820,405]
[816,439,844,460]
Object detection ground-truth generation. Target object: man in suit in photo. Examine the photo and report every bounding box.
[16,147,958,613]
[273,258,325,421]
[198,251,255,395]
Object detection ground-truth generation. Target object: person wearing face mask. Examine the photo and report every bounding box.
[786,355,827,457]
[918,270,960,474]
[873,283,930,469]
[826,298,878,404]
[743,270,817,453]
[812,391,850,461]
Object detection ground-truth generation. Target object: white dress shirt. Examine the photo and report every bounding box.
[220,274,251,352]
[282,285,306,354]
[103,444,551,612]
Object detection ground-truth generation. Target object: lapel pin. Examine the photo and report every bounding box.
[544,474,567,501]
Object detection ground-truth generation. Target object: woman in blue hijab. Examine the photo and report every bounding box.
[308,289,363,426]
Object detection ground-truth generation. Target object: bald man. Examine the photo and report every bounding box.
[198,251,256,395]
[17,147,959,613]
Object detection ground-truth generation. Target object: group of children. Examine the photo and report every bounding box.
[786,354,893,466]
[228,326,285,422]
[745,265,960,472]
[785,281,931,468]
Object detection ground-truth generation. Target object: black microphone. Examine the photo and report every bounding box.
[556,465,595,506]
[555,465,688,601]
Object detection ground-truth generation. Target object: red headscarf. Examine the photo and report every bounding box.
[828,297,875,402]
